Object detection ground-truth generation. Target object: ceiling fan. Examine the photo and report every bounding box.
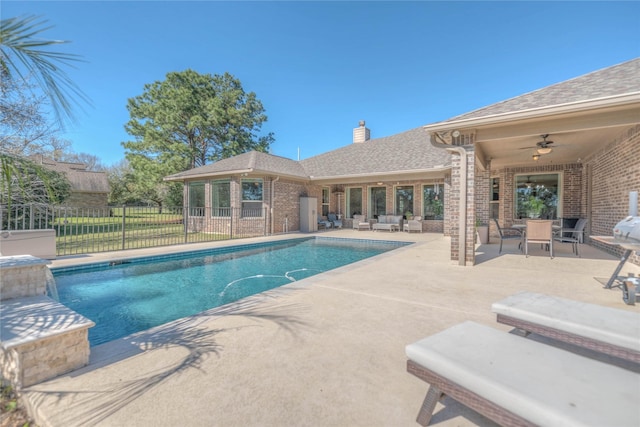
[520,134,556,155]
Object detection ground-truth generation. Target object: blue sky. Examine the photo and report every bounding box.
[4,1,640,166]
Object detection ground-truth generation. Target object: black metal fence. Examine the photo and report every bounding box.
[1,203,270,256]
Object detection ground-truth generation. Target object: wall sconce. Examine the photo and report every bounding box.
[377,182,383,186]
[532,154,540,161]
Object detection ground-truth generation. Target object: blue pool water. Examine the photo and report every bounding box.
[52,237,409,346]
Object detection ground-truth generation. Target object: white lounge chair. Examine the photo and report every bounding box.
[406,321,639,426]
[492,291,640,363]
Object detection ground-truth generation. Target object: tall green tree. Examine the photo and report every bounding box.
[122,69,274,208]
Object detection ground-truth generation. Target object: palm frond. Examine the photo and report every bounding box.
[0,15,91,127]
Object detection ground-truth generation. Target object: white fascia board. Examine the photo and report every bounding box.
[423,92,640,132]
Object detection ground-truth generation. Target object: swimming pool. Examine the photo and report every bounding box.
[51,237,410,346]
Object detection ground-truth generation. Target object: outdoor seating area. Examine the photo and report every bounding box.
[493,218,589,258]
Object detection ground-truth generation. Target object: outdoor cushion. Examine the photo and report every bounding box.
[492,291,640,357]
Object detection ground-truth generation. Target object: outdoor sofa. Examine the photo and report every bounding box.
[372,215,402,232]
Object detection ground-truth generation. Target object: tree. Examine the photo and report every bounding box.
[122,69,275,208]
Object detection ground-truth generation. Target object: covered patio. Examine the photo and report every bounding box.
[423,58,640,266]
[22,229,640,426]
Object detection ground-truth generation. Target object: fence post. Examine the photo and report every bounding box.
[184,206,188,244]
[29,203,34,229]
[122,205,126,251]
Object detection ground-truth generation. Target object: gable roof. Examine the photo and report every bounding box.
[165,126,451,183]
[432,57,640,126]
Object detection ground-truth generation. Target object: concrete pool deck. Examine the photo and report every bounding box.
[23,230,640,426]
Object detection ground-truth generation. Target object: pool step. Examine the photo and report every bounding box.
[0,295,95,389]
[0,256,94,390]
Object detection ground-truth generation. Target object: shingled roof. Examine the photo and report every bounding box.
[437,57,640,124]
[300,126,450,179]
[165,126,451,182]
[37,158,110,193]
[165,151,309,181]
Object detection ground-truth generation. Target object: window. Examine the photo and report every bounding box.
[241,178,263,217]
[515,174,560,219]
[490,178,499,219]
[188,181,205,216]
[423,184,444,220]
[322,187,330,216]
[347,187,362,217]
[370,187,386,219]
[395,186,414,218]
[211,180,231,217]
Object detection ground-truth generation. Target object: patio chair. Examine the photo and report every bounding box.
[492,219,522,254]
[525,219,554,258]
[403,216,423,233]
[327,213,342,229]
[317,215,333,229]
[352,214,370,230]
[554,218,587,256]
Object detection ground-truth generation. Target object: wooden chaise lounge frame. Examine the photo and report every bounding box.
[406,360,534,427]
[492,291,640,363]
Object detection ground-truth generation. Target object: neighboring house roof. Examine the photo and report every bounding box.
[165,126,451,183]
[35,157,110,193]
[431,57,640,126]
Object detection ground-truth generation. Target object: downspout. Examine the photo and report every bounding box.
[429,132,468,266]
[270,176,280,235]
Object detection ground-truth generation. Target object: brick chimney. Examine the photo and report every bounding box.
[353,120,370,143]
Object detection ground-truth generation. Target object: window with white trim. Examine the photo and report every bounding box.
[188,181,205,216]
[347,187,363,217]
[241,178,263,217]
[211,180,231,217]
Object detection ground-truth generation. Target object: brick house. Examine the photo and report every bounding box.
[166,58,640,266]
[36,157,110,208]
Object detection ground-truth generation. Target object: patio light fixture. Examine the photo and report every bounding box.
[532,154,540,161]
[537,146,553,155]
